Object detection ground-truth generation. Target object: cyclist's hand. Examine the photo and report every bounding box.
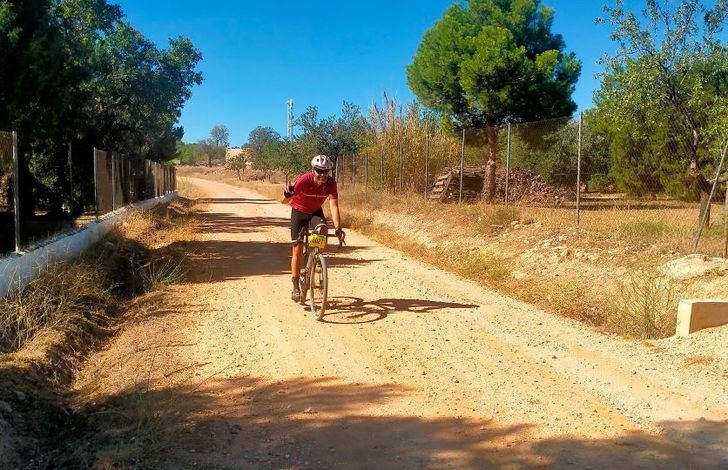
[283,182,295,199]
[335,228,346,246]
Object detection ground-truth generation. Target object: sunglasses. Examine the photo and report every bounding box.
[314,168,330,175]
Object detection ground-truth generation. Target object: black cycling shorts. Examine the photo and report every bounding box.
[290,208,327,244]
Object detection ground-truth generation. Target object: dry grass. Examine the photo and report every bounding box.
[0,263,113,353]
[177,176,205,200]
[0,200,197,355]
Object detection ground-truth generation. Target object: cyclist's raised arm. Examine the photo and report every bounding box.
[280,178,296,204]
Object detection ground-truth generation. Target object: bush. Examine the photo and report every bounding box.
[610,269,682,339]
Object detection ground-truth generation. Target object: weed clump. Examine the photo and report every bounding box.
[477,207,521,233]
[609,268,683,339]
[463,251,512,283]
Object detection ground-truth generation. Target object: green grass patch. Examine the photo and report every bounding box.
[619,221,667,239]
[477,207,521,234]
[462,250,512,283]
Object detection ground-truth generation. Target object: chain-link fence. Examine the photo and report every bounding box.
[335,115,728,257]
[0,134,177,256]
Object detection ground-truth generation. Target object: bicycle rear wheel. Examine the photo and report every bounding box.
[309,254,328,320]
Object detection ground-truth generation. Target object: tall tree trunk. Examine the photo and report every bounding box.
[482,125,498,203]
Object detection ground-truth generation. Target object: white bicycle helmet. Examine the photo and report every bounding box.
[311,154,334,170]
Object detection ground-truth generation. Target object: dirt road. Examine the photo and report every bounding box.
[74,177,728,469]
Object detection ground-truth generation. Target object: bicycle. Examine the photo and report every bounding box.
[297,227,342,321]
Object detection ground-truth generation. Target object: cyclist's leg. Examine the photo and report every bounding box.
[290,209,311,300]
[290,208,312,275]
[309,208,328,237]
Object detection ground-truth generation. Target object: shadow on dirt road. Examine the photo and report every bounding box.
[320,296,480,324]
[45,374,727,469]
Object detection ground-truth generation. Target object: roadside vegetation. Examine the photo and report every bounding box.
[1,198,196,356]
[0,200,198,465]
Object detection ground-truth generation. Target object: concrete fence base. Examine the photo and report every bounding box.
[0,192,177,298]
[676,299,728,336]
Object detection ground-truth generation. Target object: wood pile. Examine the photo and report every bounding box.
[495,168,575,206]
[428,167,483,201]
[428,166,574,206]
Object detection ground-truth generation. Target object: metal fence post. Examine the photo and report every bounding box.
[111,153,117,210]
[379,142,384,190]
[505,123,511,206]
[68,142,73,215]
[459,129,465,204]
[365,153,369,190]
[398,134,403,193]
[424,133,430,200]
[153,162,159,197]
[723,176,728,258]
[93,148,99,220]
[694,141,728,252]
[576,113,583,227]
[12,131,20,253]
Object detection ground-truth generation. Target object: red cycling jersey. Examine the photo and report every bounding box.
[290,172,338,214]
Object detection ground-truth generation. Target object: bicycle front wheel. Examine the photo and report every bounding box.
[309,254,328,321]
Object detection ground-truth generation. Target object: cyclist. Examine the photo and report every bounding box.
[280,155,345,302]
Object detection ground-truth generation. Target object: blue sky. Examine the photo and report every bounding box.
[116,1,616,145]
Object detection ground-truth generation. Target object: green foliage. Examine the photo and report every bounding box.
[210,125,229,149]
[0,0,202,214]
[595,0,728,197]
[225,151,248,179]
[407,0,581,128]
[509,112,610,189]
[175,141,209,165]
[248,126,281,154]
[245,102,367,177]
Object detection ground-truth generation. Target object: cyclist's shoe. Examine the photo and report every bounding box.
[291,287,301,302]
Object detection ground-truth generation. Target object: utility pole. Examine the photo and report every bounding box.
[287,99,294,141]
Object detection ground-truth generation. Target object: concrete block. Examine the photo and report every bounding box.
[675,299,728,336]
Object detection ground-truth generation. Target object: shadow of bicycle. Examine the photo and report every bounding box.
[318,296,479,324]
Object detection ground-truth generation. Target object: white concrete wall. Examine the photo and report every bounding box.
[0,193,177,297]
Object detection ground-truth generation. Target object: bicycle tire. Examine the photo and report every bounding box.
[309,254,328,321]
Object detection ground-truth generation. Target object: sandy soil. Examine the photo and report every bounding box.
[71,177,728,469]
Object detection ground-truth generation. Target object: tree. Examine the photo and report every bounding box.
[296,103,367,166]
[596,0,728,215]
[210,124,229,148]
[207,124,229,166]
[407,0,581,201]
[522,112,610,190]
[197,138,224,167]
[225,151,248,179]
[0,0,203,219]
[247,126,281,153]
